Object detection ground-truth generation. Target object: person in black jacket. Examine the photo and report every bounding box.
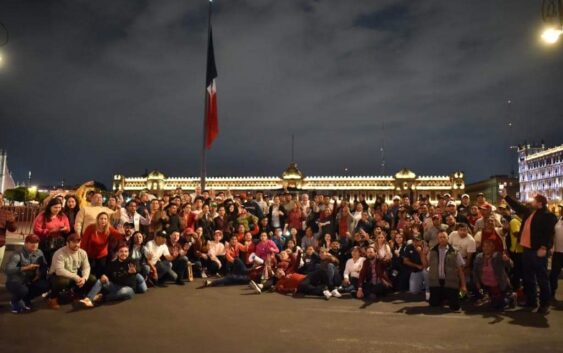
[81,243,148,307]
[502,191,557,314]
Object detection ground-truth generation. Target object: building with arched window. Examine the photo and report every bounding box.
[113,163,465,203]
[518,143,563,205]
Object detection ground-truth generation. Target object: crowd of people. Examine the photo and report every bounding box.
[1,185,562,315]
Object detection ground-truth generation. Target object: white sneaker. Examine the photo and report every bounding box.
[201,272,208,279]
[425,292,431,301]
[249,280,262,294]
[323,290,332,300]
[331,289,342,298]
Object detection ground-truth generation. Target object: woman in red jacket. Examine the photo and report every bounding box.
[81,212,124,278]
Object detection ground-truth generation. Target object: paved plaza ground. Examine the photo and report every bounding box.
[0,272,562,353]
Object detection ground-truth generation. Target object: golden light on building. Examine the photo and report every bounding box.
[114,163,465,203]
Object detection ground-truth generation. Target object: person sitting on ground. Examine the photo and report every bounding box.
[341,246,365,296]
[143,230,178,287]
[224,234,250,274]
[129,231,150,279]
[473,239,514,311]
[81,242,148,307]
[206,230,227,276]
[427,231,467,311]
[4,234,50,313]
[299,245,321,274]
[166,231,189,285]
[255,231,279,261]
[47,233,97,309]
[357,246,392,301]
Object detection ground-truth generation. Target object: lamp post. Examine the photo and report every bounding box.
[541,0,563,44]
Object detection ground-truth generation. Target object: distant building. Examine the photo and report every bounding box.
[465,175,519,205]
[113,163,466,203]
[518,143,563,205]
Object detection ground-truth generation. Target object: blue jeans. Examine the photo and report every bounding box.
[156,260,178,281]
[87,274,147,301]
[522,248,550,307]
[409,270,429,294]
[6,279,50,303]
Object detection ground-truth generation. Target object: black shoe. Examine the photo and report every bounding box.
[175,279,185,286]
[536,305,550,315]
[155,281,168,288]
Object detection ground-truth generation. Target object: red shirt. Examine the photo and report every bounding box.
[275,273,306,294]
[33,212,70,238]
[481,229,504,252]
[81,224,123,259]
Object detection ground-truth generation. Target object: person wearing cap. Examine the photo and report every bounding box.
[457,194,471,218]
[143,230,177,287]
[4,234,49,313]
[501,190,558,314]
[549,204,563,298]
[206,230,227,276]
[473,203,502,234]
[444,201,468,226]
[476,192,487,208]
[48,233,96,309]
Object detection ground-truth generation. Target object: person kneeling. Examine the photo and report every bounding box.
[81,243,148,307]
[473,239,514,311]
[356,246,392,301]
[427,231,467,311]
[144,231,180,287]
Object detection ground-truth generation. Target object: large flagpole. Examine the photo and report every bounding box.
[200,0,213,191]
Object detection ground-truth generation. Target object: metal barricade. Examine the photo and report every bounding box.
[1,205,42,239]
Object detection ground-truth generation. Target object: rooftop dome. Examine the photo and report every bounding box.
[395,168,416,179]
[147,170,166,179]
[282,163,304,180]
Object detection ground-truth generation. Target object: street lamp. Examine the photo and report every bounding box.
[541,0,563,44]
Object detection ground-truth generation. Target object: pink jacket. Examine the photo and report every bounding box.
[33,212,70,238]
[255,239,279,260]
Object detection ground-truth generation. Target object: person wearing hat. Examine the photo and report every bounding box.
[47,233,96,309]
[457,194,471,218]
[444,201,469,226]
[501,190,558,314]
[473,203,502,234]
[4,234,49,313]
[143,230,177,287]
[549,203,563,299]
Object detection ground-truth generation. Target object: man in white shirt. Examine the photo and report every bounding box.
[119,200,151,231]
[143,230,175,287]
[448,223,476,280]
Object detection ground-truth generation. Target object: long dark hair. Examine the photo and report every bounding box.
[63,195,80,214]
[44,198,64,220]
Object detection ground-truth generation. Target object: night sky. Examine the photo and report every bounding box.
[0,0,562,188]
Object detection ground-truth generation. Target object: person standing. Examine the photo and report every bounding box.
[502,191,557,314]
[0,206,17,268]
[549,204,563,299]
[33,198,70,266]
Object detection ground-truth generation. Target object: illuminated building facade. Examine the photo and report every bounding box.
[113,163,465,203]
[518,143,563,204]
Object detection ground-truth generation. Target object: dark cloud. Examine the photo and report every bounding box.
[0,0,561,187]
